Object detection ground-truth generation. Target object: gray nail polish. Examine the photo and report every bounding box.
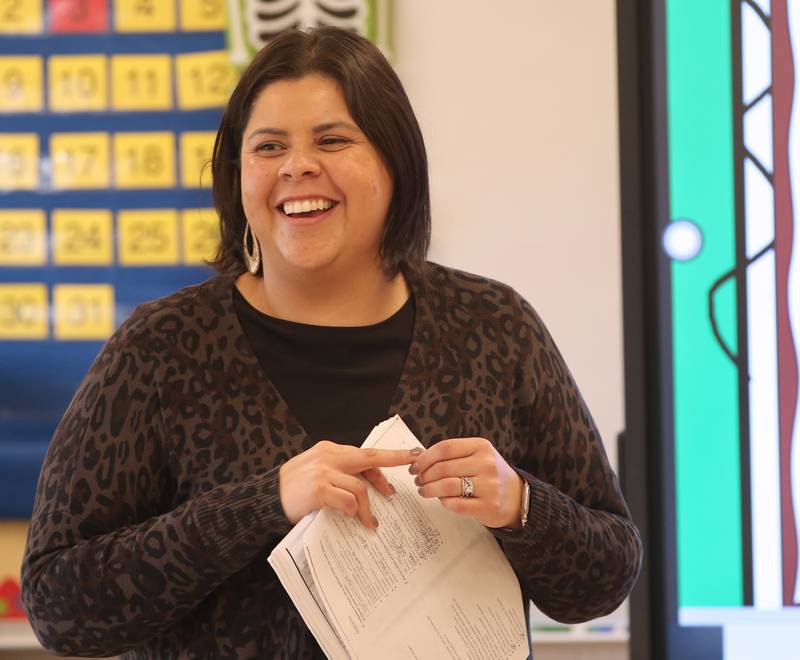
[372,516,379,528]
[408,463,419,475]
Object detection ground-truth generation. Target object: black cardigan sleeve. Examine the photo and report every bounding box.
[491,294,643,623]
[20,309,292,657]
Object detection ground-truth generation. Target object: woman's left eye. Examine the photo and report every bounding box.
[319,137,349,147]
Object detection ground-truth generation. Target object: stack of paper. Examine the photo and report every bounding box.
[268,415,530,660]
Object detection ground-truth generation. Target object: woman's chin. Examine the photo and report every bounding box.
[275,248,341,275]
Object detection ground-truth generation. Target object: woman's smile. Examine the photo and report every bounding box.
[277,197,340,224]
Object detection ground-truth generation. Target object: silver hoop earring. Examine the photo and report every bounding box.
[243,222,261,274]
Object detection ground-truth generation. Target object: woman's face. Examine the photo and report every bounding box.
[239,74,394,277]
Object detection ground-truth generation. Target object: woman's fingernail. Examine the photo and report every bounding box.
[417,487,424,496]
[372,516,379,528]
[408,463,419,475]
[409,447,423,456]
[388,483,397,495]
[413,476,420,486]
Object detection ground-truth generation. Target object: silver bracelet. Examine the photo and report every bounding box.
[520,480,530,527]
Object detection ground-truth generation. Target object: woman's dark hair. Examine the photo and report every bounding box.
[210,27,431,278]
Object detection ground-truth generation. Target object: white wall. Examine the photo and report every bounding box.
[393,0,624,469]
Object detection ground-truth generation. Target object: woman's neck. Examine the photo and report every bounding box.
[235,261,409,327]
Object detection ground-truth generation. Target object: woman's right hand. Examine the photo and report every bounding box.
[278,441,419,528]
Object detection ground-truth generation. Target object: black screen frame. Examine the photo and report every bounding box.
[617,1,727,657]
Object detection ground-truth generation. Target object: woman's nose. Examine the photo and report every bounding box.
[278,149,321,180]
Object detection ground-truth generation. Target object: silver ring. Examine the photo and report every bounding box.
[460,476,474,499]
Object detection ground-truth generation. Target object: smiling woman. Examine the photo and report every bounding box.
[19,27,641,659]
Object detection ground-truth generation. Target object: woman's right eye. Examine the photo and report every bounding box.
[256,142,284,154]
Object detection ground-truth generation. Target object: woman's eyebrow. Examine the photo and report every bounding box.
[312,121,359,133]
[246,121,359,141]
[246,127,288,140]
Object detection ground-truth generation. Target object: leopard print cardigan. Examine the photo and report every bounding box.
[21,262,642,658]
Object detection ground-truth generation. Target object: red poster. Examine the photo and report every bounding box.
[49,0,108,33]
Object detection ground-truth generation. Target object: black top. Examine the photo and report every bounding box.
[233,287,415,445]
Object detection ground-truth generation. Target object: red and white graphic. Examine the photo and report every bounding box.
[774,0,800,607]
[742,0,799,609]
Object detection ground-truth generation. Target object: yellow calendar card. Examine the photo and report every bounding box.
[0,133,39,190]
[118,209,179,265]
[114,132,176,189]
[0,210,46,266]
[52,209,114,266]
[113,0,175,32]
[181,208,219,264]
[49,54,108,112]
[0,56,43,112]
[179,0,227,31]
[0,0,43,34]
[53,284,115,340]
[0,284,48,340]
[0,521,28,586]
[111,54,172,111]
[175,50,236,110]
[50,132,111,189]
[179,131,215,188]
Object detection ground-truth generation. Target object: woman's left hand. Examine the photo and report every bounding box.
[411,438,524,528]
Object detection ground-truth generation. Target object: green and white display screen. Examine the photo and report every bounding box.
[658,0,799,656]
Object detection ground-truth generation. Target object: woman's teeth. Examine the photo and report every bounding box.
[282,199,334,215]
